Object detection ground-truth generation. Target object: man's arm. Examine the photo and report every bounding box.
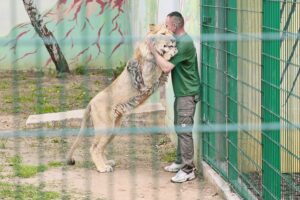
[148,41,175,73]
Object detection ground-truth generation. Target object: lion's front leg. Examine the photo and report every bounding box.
[90,135,115,173]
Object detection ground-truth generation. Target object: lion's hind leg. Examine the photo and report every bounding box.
[90,134,115,173]
[102,115,124,168]
[89,99,118,173]
[91,112,122,173]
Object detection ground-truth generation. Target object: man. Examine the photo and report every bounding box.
[148,11,201,183]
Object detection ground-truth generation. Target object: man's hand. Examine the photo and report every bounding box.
[147,38,175,73]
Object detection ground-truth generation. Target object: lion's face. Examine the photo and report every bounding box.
[147,25,178,60]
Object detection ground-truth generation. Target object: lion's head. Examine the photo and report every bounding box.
[147,24,178,60]
[134,24,178,62]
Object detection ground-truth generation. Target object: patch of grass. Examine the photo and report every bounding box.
[157,137,170,146]
[16,165,48,178]
[0,164,4,173]
[45,85,64,94]
[112,61,126,78]
[74,65,87,75]
[0,139,7,149]
[77,161,95,169]
[3,96,13,104]
[47,68,58,78]
[51,137,68,145]
[0,80,10,90]
[3,95,34,104]
[10,155,48,178]
[0,182,60,200]
[69,84,92,105]
[48,161,64,168]
[0,70,110,116]
[35,104,58,114]
[10,155,22,165]
[94,80,101,86]
[161,149,176,163]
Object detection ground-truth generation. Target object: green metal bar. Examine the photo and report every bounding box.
[262,0,281,199]
[215,0,227,164]
[201,0,216,161]
[207,0,216,160]
[201,0,209,160]
[227,0,238,182]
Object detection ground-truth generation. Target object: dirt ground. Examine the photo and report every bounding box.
[0,72,223,200]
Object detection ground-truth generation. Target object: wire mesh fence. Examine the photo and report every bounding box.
[201,0,300,199]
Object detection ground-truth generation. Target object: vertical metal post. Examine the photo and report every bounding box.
[215,0,227,163]
[262,0,281,199]
[201,0,208,160]
[227,0,238,182]
[201,0,216,162]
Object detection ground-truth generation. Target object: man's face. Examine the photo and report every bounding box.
[165,16,176,34]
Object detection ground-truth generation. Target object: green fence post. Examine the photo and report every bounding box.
[227,0,238,183]
[262,0,281,199]
[215,0,227,166]
[201,0,216,163]
[201,0,208,161]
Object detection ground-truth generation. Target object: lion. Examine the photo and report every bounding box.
[66,24,178,172]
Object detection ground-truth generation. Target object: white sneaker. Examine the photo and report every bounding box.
[171,169,196,183]
[164,163,184,172]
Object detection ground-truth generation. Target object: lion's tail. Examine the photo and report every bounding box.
[66,103,91,165]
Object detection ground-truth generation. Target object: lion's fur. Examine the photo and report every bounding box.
[66,25,177,172]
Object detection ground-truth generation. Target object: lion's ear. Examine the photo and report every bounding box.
[148,24,156,32]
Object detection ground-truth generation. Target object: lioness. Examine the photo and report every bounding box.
[66,25,178,172]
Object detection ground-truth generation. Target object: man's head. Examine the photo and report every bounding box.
[165,11,185,34]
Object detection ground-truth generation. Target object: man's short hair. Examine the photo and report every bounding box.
[167,11,184,28]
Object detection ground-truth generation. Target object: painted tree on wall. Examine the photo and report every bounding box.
[0,0,129,70]
[22,0,70,73]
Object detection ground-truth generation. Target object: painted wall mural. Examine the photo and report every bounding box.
[0,0,199,71]
[0,0,135,70]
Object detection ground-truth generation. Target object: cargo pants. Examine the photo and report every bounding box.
[174,95,199,174]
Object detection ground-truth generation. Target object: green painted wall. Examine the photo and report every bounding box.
[0,0,160,71]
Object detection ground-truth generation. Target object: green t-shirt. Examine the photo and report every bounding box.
[170,33,201,97]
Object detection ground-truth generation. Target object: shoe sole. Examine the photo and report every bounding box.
[164,166,184,173]
[164,168,180,173]
[171,175,196,183]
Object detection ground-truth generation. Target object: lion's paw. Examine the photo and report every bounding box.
[97,165,114,173]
